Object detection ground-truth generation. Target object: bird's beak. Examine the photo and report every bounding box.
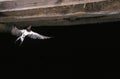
[27,25,32,30]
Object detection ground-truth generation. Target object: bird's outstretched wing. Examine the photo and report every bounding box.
[11,26,22,36]
[28,31,51,39]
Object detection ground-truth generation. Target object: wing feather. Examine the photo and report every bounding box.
[28,31,50,39]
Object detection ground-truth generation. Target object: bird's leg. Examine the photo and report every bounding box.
[15,36,21,43]
[19,37,24,46]
[15,36,24,46]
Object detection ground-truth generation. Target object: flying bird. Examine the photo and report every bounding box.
[11,26,50,45]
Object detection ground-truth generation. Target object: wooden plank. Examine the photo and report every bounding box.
[0,0,14,2]
[0,0,120,27]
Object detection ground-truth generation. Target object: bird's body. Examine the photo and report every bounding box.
[15,30,28,44]
[11,26,50,45]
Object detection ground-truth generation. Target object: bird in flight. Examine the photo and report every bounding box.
[11,26,50,45]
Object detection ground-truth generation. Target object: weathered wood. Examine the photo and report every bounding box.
[0,0,120,27]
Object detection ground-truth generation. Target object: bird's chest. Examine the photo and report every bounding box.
[22,31,29,37]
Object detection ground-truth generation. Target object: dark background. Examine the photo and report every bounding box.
[104,72,120,79]
[0,21,120,76]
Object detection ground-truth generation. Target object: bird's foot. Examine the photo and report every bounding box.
[15,36,24,46]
